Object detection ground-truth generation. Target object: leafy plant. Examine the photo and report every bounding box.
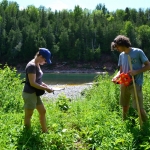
[0,69,150,149]
[56,93,71,112]
[0,64,23,112]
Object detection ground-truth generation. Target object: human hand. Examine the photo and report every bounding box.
[128,70,137,76]
[46,87,54,93]
[111,76,119,84]
[42,82,49,87]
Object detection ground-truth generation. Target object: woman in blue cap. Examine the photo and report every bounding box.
[22,48,53,133]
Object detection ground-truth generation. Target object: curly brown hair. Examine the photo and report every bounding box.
[111,35,131,51]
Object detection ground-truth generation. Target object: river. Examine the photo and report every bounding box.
[20,73,99,85]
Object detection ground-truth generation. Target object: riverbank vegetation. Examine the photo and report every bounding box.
[1,65,150,149]
[0,0,150,68]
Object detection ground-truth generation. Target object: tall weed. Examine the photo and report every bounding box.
[0,65,23,112]
[0,70,150,149]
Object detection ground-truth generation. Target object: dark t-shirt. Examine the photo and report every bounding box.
[23,60,43,93]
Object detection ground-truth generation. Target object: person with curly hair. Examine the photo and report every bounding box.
[111,35,150,122]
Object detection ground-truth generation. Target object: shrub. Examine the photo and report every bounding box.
[56,93,71,112]
[0,64,23,112]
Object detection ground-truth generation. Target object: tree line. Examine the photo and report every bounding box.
[0,0,150,65]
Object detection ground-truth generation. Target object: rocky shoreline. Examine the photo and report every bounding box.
[16,59,116,74]
[17,68,107,74]
[44,70,107,74]
[42,84,92,101]
[17,61,115,100]
[18,69,111,100]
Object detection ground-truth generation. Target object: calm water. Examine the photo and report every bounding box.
[20,73,98,85]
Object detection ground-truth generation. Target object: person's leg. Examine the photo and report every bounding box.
[122,106,130,120]
[132,84,148,123]
[22,92,37,129]
[140,109,147,122]
[120,84,130,120]
[36,104,47,133]
[24,109,34,129]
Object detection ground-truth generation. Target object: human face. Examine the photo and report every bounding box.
[39,56,47,65]
[115,45,125,53]
[42,57,47,63]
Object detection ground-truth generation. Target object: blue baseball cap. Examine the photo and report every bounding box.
[39,48,52,64]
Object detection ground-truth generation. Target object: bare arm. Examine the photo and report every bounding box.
[41,82,49,87]
[129,61,150,76]
[28,74,53,93]
[112,66,122,83]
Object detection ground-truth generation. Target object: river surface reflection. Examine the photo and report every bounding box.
[20,73,99,85]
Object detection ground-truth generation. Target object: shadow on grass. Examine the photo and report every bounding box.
[126,109,150,150]
[16,128,43,150]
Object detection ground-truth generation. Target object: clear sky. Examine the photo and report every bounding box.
[6,0,150,11]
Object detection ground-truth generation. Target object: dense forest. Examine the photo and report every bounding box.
[0,0,150,66]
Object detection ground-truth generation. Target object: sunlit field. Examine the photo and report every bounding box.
[0,65,150,149]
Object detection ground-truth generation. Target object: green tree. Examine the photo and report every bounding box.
[0,16,7,59]
[124,7,130,21]
[73,5,83,22]
[5,1,19,31]
[120,21,136,46]
[0,1,150,65]
[94,46,101,61]
[39,6,48,28]
[95,3,108,14]
[137,25,150,57]
[21,25,37,61]
[130,8,137,23]
[45,23,55,52]
[145,8,150,25]
[6,28,22,63]
[136,8,146,25]
[58,29,69,60]
[115,9,126,22]
[26,5,39,23]
[0,0,8,10]
[74,38,82,61]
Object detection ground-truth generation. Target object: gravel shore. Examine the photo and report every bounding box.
[42,84,92,100]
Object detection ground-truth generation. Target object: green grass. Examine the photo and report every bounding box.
[0,65,150,149]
